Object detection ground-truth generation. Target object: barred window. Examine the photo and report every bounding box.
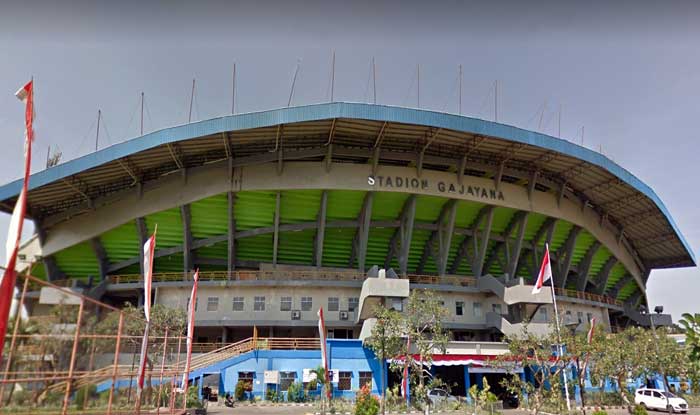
[577,311,584,324]
[238,371,254,391]
[338,371,352,391]
[359,371,373,389]
[280,371,296,391]
[207,297,219,312]
[254,296,266,311]
[328,297,339,312]
[301,297,313,311]
[281,296,292,311]
[455,301,464,316]
[348,297,359,312]
[232,297,244,311]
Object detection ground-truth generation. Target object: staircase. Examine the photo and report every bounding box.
[478,275,552,305]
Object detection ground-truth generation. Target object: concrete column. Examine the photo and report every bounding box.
[222,327,228,344]
[476,373,484,389]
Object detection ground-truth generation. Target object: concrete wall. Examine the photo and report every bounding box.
[220,339,382,400]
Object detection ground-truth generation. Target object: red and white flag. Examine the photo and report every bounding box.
[182,269,199,389]
[136,229,157,397]
[532,243,553,294]
[0,81,34,359]
[587,317,597,344]
[142,229,156,322]
[318,307,331,399]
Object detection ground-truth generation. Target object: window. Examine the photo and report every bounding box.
[455,301,464,316]
[539,307,548,321]
[492,304,502,315]
[348,297,359,312]
[187,297,199,312]
[644,391,652,397]
[301,297,313,311]
[207,297,219,312]
[587,312,593,323]
[473,302,482,317]
[359,371,373,389]
[338,371,352,391]
[254,296,265,311]
[232,297,244,311]
[653,391,662,398]
[328,297,339,312]
[280,371,297,391]
[577,311,584,324]
[281,296,292,311]
[391,298,403,312]
[238,371,254,391]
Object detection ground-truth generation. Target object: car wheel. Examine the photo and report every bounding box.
[639,403,647,410]
[666,405,674,413]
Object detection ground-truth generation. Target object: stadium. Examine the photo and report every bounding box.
[0,102,695,402]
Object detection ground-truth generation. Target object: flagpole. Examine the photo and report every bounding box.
[547,243,571,412]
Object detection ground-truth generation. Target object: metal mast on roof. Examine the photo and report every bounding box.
[232,63,236,114]
[140,92,144,135]
[330,50,335,102]
[459,64,463,115]
[188,79,196,123]
[494,80,499,122]
[372,57,377,104]
[95,110,101,151]
[558,104,562,138]
[287,60,301,107]
[417,64,420,108]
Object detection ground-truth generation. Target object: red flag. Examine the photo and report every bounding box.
[0,81,34,359]
[532,243,553,294]
[182,269,199,390]
[136,229,157,397]
[318,307,331,399]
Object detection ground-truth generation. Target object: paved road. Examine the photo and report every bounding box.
[206,404,317,415]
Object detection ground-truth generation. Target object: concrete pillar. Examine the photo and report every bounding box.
[463,365,471,401]
[198,375,204,400]
[222,327,228,344]
[476,373,484,389]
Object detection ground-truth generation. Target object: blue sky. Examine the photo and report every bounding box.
[0,0,698,320]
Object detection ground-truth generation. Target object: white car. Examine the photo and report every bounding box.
[635,388,688,413]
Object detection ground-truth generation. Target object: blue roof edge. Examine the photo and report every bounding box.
[0,102,693,265]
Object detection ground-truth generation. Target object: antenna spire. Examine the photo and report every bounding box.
[95,109,101,151]
[372,57,377,104]
[417,64,420,108]
[188,78,196,123]
[458,64,463,115]
[494,80,499,122]
[330,51,335,102]
[287,59,301,107]
[140,92,144,135]
[232,63,236,115]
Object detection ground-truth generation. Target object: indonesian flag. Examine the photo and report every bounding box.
[587,317,596,344]
[136,228,157,398]
[401,336,410,402]
[0,81,34,359]
[532,243,553,294]
[318,307,331,399]
[181,269,199,389]
[142,229,156,322]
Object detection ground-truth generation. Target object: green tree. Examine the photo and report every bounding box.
[311,366,332,415]
[560,322,606,415]
[364,305,405,415]
[679,313,700,394]
[403,289,450,406]
[590,327,654,413]
[499,326,567,415]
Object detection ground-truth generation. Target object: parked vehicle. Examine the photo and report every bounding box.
[427,388,458,405]
[635,388,688,413]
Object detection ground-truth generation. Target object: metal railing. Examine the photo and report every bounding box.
[106,270,620,306]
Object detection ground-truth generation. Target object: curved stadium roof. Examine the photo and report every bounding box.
[0,103,693,298]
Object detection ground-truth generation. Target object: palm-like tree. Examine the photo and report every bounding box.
[679,313,700,393]
[310,366,331,414]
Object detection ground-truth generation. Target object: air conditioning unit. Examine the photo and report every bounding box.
[339,311,349,321]
[291,310,301,320]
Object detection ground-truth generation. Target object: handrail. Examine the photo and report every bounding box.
[105,271,620,307]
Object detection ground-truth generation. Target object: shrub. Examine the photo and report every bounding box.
[592,410,608,415]
[75,384,97,409]
[266,388,280,402]
[355,384,380,415]
[287,381,305,402]
[235,380,249,401]
[633,404,648,415]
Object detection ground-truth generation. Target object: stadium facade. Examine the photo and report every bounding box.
[1,102,695,398]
